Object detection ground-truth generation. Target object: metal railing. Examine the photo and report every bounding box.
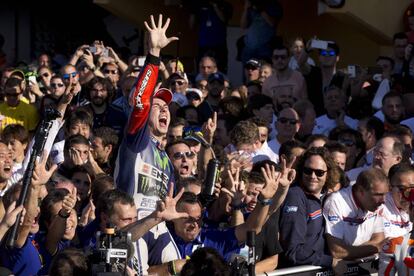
[258,258,378,276]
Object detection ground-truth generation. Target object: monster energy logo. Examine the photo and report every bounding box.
[154,149,169,170]
[140,175,150,194]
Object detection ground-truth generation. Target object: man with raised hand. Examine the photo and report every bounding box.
[114,14,180,275]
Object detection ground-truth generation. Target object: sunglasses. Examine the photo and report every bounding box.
[278,117,298,125]
[303,167,327,177]
[320,50,336,57]
[63,72,77,79]
[104,69,118,74]
[393,186,414,202]
[5,93,19,98]
[172,80,185,86]
[273,55,288,60]
[172,151,196,160]
[51,83,64,88]
[40,72,50,78]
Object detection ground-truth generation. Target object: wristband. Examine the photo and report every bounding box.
[167,260,177,275]
[230,202,247,210]
[58,210,70,219]
[257,195,273,206]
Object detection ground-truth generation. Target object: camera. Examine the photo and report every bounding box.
[89,224,133,276]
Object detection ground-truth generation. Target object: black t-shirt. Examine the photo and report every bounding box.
[255,209,283,262]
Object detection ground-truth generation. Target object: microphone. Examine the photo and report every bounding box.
[247,231,256,276]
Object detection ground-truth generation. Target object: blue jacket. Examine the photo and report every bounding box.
[279,185,332,267]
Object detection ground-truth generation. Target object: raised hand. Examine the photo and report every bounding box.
[221,168,246,207]
[31,151,58,188]
[144,14,179,57]
[202,112,217,142]
[278,156,296,189]
[61,187,77,217]
[154,183,188,221]
[0,201,25,228]
[260,164,281,200]
[79,199,96,227]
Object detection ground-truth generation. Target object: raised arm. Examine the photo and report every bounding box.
[126,15,178,140]
[235,164,280,243]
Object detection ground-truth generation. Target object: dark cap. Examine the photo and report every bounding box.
[245,59,261,69]
[168,71,188,83]
[154,88,173,105]
[207,72,225,85]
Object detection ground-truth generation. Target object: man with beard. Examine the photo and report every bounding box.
[279,147,335,267]
[263,45,307,107]
[381,91,404,130]
[84,77,114,129]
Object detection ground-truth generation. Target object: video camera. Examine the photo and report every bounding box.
[89,223,133,276]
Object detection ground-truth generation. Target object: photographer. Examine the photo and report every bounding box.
[79,184,188,275]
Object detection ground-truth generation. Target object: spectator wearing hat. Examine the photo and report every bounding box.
[244,59,261,84]
[114,15,182,274]
[0,77,39,133]
[186,88,203,108]
[197,72,226,124]
[263,45,307,106]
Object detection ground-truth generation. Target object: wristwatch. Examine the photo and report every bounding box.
[257,195,273,206]
[58,210,71,219]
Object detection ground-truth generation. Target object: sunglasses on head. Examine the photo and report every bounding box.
[63,72,77,79]
[278,117,298,125]
[320,50,336,57]
[172,151,196,160]
[51,83,64,88]
[303,167,327,177]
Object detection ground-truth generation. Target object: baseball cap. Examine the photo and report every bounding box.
[168,71,188,83]
[186,88,203,100]
[207,72,225,85]
[245,59,261,69]
[154,88,173,105]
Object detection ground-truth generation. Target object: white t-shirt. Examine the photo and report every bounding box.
[254,140,279,164]
[400,117,414,133]
[313,114,358,136]
[381,193,412,238]
[267,138,281,164]
[323,186,384,246]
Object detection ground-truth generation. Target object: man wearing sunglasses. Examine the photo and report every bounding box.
[279,147,335,267]
[324,168,389,270]
[381,164,414,240]
[296,42,341,116]
[268,107,301,162]
[61,64,88,107]
[165,139,196,179]
[114,14,181,275]
[262,45,307,105]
